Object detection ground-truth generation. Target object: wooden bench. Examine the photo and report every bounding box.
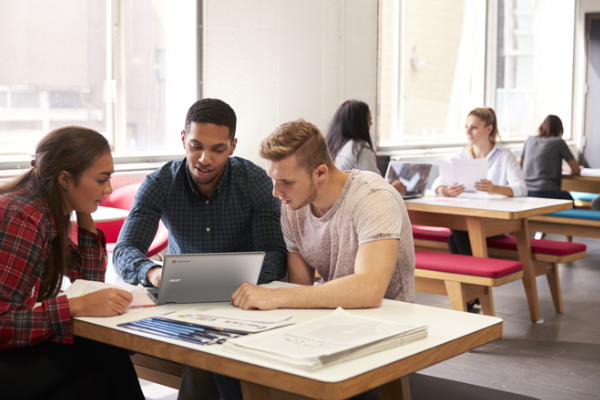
[415,250,523,316]
[412,225,587,313]
[570,191,597,209]
[528,209,600,241]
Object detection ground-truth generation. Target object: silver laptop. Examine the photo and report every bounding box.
[384,162,432,199]
[146,252,265,305]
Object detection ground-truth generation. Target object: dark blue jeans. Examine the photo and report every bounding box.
[213,373,243,400]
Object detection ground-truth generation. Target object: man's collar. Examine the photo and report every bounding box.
[184,157,232,200]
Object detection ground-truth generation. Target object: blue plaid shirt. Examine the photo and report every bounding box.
[113,157,287,286]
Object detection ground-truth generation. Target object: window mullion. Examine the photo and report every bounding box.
[109,0,127,157]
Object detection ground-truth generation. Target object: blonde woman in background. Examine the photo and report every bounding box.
[430,107,527,309]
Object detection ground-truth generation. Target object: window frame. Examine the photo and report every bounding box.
[375,0,577,154]
[0,0,203,171]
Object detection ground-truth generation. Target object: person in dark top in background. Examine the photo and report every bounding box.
[518,114,580,200]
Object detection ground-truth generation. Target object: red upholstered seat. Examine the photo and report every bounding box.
[487,236,586,256]
[415,250,523,278]
[413,224,587,257]
[412,225,451,242]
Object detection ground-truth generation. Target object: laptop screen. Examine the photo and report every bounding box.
[385,162,432,199]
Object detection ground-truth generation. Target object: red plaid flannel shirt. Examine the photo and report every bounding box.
[0,181,107,349]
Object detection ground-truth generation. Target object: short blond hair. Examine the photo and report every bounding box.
[260,118,334,172]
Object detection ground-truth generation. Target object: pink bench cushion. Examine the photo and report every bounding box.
[415,250,523,278]
[412,225,451,242]
[487,236,586,256]
[412,225,587,256]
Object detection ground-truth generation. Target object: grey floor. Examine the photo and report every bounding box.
[416,234,600,400]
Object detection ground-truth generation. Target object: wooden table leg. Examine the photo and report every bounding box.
[466,217,488,258]
[513,219,542,323]
[379,375,411,400]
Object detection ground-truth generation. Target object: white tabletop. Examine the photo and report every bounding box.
[70,206,129,223]
[75,281,502,383]
[405,190,571,217]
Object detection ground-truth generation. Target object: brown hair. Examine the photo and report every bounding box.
[260,118,334,173]
[0,126,111,301]
[538,115,564,138]
[466,108,500,158]
[468,107,500,143]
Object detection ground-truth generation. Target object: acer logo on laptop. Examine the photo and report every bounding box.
[168,279,182,283]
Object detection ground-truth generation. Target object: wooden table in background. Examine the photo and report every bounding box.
[73,282,502,400]
[561,174,600,194]
[405,193,572,323]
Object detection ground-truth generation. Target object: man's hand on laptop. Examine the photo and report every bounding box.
[147,267,162,287]
[232,282,279,310]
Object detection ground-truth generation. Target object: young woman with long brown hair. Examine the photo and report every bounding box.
[0,127,144,399]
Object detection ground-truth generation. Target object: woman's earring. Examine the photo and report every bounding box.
[62,186,67,191]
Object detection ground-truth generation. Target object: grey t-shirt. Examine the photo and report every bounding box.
[520,136,573,191]
[280,170,415,303]
[333,140,380,174]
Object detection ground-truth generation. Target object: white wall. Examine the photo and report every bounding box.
[572,0,600,155]
[202,0,378,167]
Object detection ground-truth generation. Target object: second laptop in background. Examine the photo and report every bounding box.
[385,162,432,199]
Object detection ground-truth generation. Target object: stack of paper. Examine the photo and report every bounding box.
[223,308,427,371]
[581,168,600,177]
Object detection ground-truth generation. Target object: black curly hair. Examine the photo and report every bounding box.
[184,98,237,141]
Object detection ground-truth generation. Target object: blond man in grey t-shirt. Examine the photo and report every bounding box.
[232,118,415,310]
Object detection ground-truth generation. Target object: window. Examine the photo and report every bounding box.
[377,0,487,148]
[0,0,198,165]
[493,0,575,140]
[377,0,575,149]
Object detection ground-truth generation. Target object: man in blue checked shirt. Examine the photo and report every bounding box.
[113,98,287,400]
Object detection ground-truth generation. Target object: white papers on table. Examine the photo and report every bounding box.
[63,279,153,308]
[581,168,600,177]
[438,158,488,192]
[223,308,428,371]
[160,306,294,333]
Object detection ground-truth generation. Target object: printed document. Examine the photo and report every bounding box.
[63,279,153,308]
[438,158,488,192]
[223,308,427,370]
[160,306,294,333]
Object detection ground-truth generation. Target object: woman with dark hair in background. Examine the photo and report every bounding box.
[518,114,580,200]
[0,127,144,400]
[326,100,406,192]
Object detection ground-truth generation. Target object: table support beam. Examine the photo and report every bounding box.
[466,217,488,258]
[513,219,541,323]
[379,375,411,400]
